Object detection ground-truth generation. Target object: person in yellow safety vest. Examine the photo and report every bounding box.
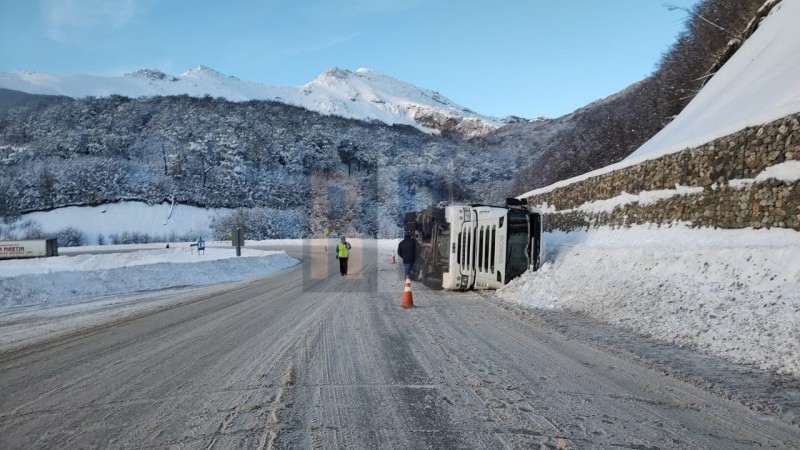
[335,236,352,276]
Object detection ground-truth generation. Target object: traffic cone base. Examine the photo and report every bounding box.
[402,275,414,309]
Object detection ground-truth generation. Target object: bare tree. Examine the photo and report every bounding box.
[664,3,738,39]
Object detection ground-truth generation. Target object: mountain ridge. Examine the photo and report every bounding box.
[0,66,503,137]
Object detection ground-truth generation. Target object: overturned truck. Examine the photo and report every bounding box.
[404,200,544,290]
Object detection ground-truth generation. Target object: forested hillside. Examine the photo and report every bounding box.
[0,94,522,237]
[500,0,766,195]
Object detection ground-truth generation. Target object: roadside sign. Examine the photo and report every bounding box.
[231,228,244,256]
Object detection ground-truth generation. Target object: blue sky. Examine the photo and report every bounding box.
[1,0,702,118]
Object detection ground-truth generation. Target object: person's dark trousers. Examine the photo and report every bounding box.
[403,262,413,279]
[339,257,349,275]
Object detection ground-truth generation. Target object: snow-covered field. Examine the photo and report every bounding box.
[12,201,229,245]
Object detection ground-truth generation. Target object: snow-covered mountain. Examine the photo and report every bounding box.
[0,66,502,137]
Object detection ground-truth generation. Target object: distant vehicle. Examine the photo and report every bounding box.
[0,239,59,259]
[404,199,544,290]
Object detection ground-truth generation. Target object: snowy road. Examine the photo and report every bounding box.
[1,242,798,449]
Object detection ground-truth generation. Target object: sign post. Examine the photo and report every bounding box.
[231,228,245,256]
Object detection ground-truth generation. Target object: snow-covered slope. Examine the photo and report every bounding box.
[0,66,501,136]
[520,0,800,197]
[626,0,800,161]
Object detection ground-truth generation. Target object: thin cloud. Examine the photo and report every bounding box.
[291,0,425,23]
[346,0,425,14]
[281,32,362,55]
[41,0,149,42]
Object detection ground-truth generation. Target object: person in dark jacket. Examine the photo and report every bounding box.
[397,232,417,279]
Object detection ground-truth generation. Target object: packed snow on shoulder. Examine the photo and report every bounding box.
[0,246,299,308]
[496,225,800,376]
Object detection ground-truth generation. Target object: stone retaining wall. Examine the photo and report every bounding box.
[523,114,800,231]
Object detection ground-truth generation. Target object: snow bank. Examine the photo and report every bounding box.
[0,247,299,308]
[497,225,800,376]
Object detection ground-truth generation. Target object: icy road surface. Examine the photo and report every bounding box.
[1,242,798,449]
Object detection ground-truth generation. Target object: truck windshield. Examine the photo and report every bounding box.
[505,212,530,282]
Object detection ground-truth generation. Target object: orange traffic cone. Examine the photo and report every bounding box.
[391,251,396,264]
[324,245,328,254]
[402,275,414,309]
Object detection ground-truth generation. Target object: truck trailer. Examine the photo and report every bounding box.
[0,239,59,259]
